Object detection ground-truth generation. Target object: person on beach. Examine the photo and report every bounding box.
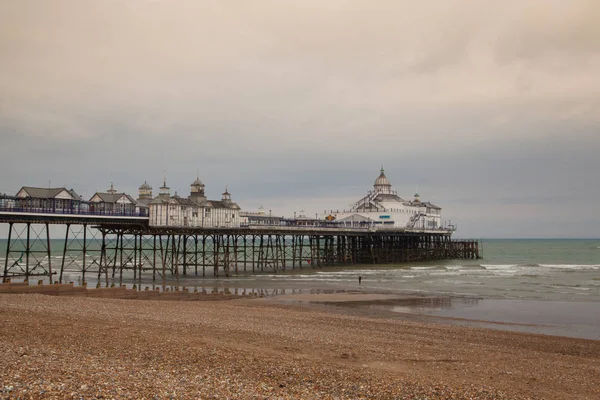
[358,275,362,285]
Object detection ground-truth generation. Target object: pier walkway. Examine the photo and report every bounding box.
[0,199,480,285]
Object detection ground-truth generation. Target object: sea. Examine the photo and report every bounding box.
[1,238,599,339]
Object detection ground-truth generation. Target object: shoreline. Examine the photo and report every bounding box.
[1,293,599,399]
[264,291,600,341]
[3,278,599,340]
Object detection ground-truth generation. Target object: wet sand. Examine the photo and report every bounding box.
[1,293,599,399]
[270,292,600,340]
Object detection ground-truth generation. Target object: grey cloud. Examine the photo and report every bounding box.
[1,0,599,238]
[494,0,600,64]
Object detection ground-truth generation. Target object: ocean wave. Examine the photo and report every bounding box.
[316,270,383,276]
[426,271,461,276]
[443,280,484,285]
[480,264,518,269]
[538,264,600,270]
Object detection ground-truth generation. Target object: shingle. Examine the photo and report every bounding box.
[18,187,75,199]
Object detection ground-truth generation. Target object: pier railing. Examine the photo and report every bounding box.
[0,195,149,218]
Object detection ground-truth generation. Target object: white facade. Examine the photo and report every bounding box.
[148,179,241,228]
[326,168,443,230]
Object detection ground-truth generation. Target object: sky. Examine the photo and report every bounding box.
[0,0,599,238]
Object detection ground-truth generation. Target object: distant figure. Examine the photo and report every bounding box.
[358,275,362,285]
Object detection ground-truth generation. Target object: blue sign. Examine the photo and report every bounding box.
[379,215,390,219]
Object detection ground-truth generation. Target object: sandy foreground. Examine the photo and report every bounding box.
[1,293,599,400]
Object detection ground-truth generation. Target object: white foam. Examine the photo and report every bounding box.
[538,264,600,270]
[481,264,518,270]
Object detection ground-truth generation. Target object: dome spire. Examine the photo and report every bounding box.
[161,170,168,189]
[159,170,170,198]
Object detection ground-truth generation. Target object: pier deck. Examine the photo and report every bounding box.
[1,210,480,285]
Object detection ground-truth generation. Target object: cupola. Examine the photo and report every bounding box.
[138,181,153,200]
[159,175,170,199]
[107,182,117,194]
[190,175,205,198]
[373,166,392,194]
[222,186,231,203]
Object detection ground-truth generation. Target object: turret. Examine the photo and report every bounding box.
[222,186,231,203]
[159,176,170,199]
[107,182,117,194]
[189,175,206,202]
[138,181,153,201]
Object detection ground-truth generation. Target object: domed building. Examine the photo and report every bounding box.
[326,167,443,230]
[373,167,393,194]
[148,175,241,228]
[137,181,153,204]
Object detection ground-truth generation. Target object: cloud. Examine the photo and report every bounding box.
[0,0,599,237]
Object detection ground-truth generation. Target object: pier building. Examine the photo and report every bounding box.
[240,207,284,227]
[148,177,241,228]
[327,168,443,230]
[89,183,138,215]
[15,186,82,212]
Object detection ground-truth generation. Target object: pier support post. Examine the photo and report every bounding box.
[2,222,13,283]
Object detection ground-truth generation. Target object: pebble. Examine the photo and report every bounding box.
[0,293,598,399]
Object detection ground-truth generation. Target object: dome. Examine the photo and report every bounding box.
[139,181,152,190]
[374,168,391,187]
[191,177,204,187]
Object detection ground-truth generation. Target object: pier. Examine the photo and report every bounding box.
[0,200,480,286]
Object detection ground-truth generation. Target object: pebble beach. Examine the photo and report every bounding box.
[1,293,599,399]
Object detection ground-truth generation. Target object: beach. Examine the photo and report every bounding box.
[1,293,599,399]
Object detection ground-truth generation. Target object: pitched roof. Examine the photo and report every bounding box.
[68,189,82,200]
[207,200,240,209]
[421,201,441,209]
[17,186,76,199]
[374,193,405,203]
[171,197,198,207]
[338,214,373,222]
[90,192,136,204]
[149,196,169,205]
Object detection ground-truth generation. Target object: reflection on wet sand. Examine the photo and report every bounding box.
[266,292,599,340]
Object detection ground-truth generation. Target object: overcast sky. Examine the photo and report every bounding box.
[1,0,599,238]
